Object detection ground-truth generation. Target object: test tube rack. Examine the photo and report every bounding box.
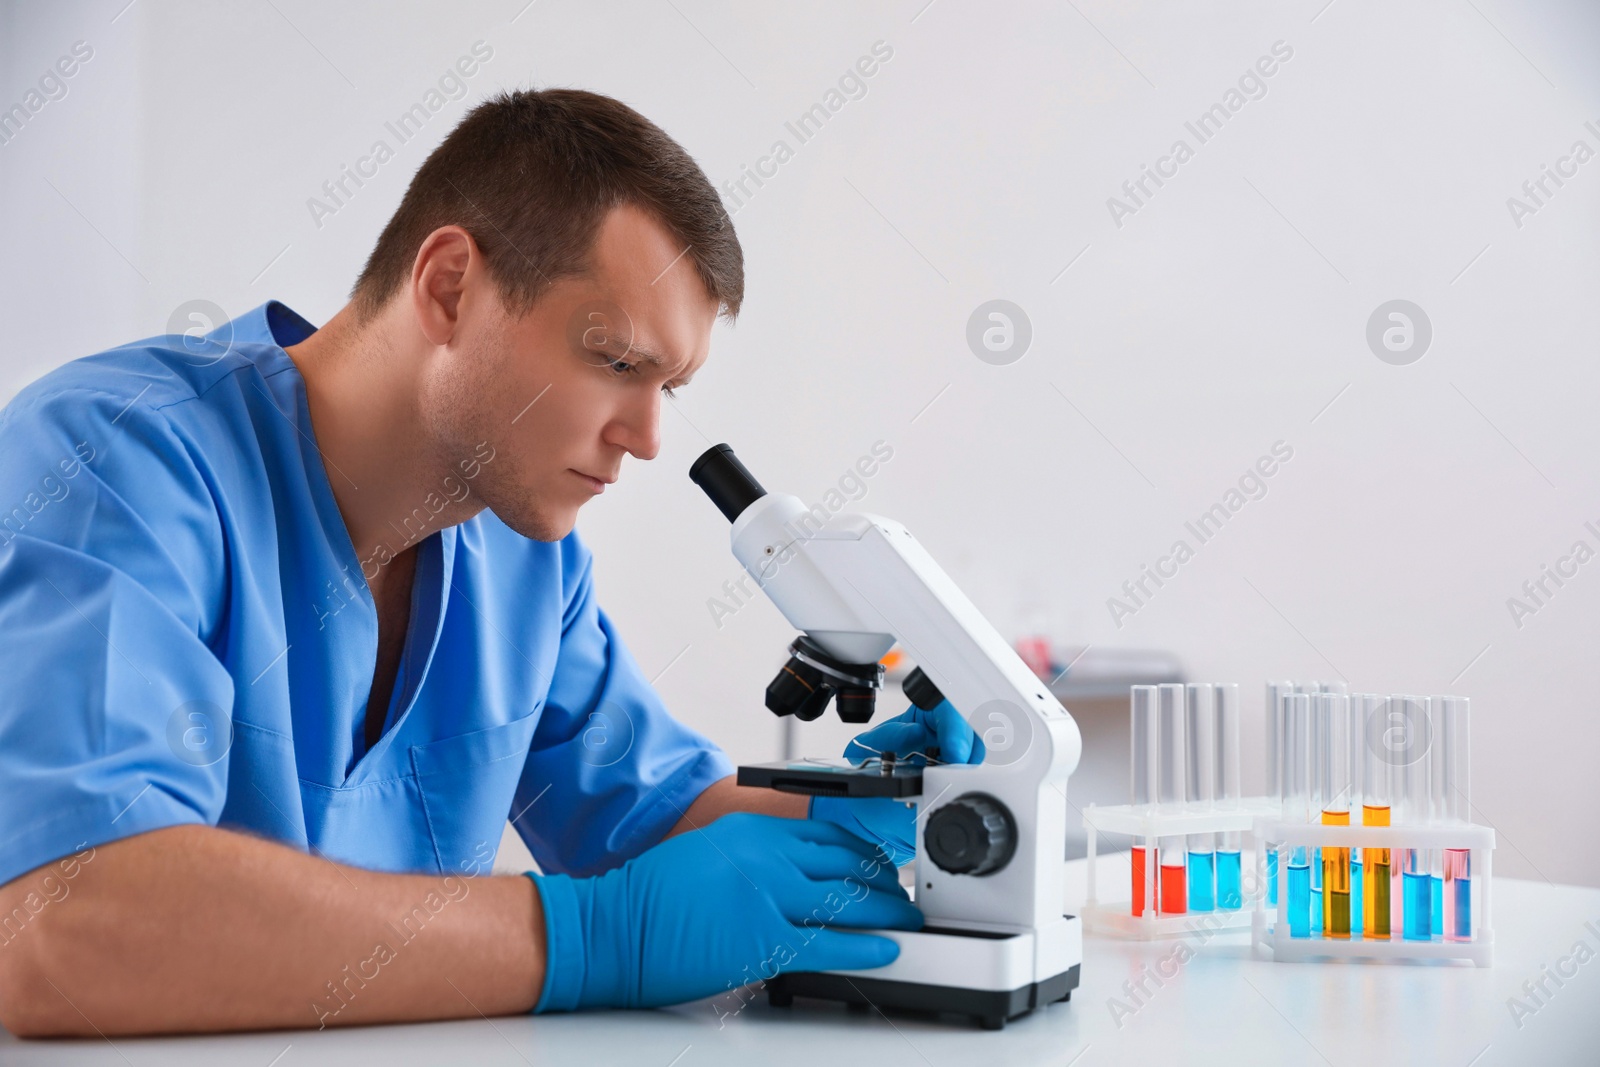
[1081,799,1279,940]
[1250,818,1495,966]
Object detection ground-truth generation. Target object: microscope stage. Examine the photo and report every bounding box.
[736,758,924,798]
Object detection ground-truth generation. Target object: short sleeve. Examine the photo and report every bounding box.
[0,387,234,888]
[511,535,733,877]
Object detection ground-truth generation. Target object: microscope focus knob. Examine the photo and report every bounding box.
[924,793,1017,877]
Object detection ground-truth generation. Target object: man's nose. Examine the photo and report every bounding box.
[609,393,661,462]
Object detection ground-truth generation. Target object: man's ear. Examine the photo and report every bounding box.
[410,225,481,346]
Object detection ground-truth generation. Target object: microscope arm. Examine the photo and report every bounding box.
[729,490,1082,933]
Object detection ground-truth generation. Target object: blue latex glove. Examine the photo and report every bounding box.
[810,699,987,866]
[526,812,923,1011]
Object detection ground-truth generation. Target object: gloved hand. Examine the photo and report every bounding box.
[809,698,987,867]
[526,812,923,1012]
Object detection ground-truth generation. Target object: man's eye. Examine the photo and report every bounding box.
[602,354,678,398]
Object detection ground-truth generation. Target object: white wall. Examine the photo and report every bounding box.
[3,0,1597,886]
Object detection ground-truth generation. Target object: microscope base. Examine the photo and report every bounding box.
[764,916,1081,1030]
[764,964,1078,1031]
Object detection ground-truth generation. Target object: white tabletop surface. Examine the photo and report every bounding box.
[5,855,1598,1066]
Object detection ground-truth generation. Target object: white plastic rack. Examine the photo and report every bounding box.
[1081,799,1278,940]
[1250,819,1495,966]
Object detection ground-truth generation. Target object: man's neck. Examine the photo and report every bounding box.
[284,303,481,573]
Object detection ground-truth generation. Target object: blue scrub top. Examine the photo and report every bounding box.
[0,300,733,886]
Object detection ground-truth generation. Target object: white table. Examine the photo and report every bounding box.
[5,856,1598,1066]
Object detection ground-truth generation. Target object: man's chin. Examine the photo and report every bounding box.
[494,504,578,543]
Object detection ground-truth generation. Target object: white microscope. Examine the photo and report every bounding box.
[690,444,1083,1030]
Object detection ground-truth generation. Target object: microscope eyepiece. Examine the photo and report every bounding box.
[689,444,767,524]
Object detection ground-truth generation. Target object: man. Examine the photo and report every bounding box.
[0,89,981,1036]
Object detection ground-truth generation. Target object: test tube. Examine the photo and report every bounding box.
[1266,681,1292,800]
[1435,695,1473,941]
[1394,694,1433,940]
[1359,694,1392,940]
[1284,693,1313,938]
[1347,689,1365,935]
[1130,686,1158,918]
[1318,692,1352,939]
[1296,683,1324,931]
[1156,683,1187,915]
[1308,692,1324,933]
[1186,684,1216,913]
[1264,681,1293,906]
[1428,697,1447,936]
[1214,684,1242,910]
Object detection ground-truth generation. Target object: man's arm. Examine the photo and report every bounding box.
[664,774,807,839]
[0,825,542,1038]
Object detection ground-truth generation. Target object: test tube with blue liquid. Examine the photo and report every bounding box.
[1186,684,1215,913]
[1295,683,1324,932]
[1395,694,1434,941]
[1284,693,1313,938]
[1427,697,1451,936]
[1214,684,1242,910]
[1264,681,1292,907]
[1307,691,1325,932]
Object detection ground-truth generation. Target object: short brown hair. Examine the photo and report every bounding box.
[350,88,743,322]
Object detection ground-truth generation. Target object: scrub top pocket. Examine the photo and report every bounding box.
[412,711,540,876]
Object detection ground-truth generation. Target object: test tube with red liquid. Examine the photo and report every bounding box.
[1130,685,1158,917]
[1156,683,1187,915]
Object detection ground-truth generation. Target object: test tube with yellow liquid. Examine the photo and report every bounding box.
[1318,692,1352,939]
[1359,694,1392,940]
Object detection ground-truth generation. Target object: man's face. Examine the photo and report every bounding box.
[424,203,719,542]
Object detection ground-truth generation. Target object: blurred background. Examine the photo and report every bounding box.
[2,0,1597,885]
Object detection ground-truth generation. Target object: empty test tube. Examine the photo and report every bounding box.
[1156,683,1188,915]
[1186,684,1216,913]
[1214,684,1242,910]
[1434,695,1473,942]
[1130,686,1158,918]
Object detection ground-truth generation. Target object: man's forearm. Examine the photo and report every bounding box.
[0,824,542,1037]
[665,774,808,839]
